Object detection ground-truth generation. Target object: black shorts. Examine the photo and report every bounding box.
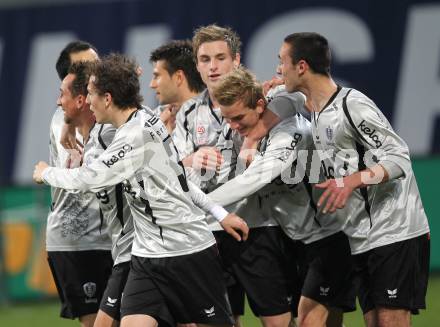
[215,226,299,317]
[47,250,113,319]
[99,261,131,321]
[353,233,430,314]
[120,245,234,326]
[295,232,356,312]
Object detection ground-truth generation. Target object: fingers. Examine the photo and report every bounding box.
[226,226,242,242]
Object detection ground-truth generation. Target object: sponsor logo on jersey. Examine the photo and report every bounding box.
[106,296,118,307]
[326,126,333,141]
[357,120,383,148]
[287,133,303,151]
[319,286,330,296]
[387,288,398,299]
[204,306,216,317]
[102,144,133,168]
[83,282,98,303]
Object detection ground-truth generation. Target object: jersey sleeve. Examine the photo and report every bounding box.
[172,101,197,159]
[267,91,306,120]
[187,180,228,221]
[42,125,147,193]
[343,92,411,177]
[208,127,304,206]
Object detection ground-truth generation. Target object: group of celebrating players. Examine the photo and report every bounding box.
[32,24,430,327]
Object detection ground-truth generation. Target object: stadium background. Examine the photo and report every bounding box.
[0,0,439,325]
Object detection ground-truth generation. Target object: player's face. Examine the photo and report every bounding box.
[86,75,109,124]
[57,74,80,124]
[220,99,264,136]
[196,41,240,91]
[149,60,179,105]
[278,42,300,93]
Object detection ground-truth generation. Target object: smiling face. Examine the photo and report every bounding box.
[196,40,240,92]
[278,42,302,93]
[149,59,179,105]
[57,74,81,124]
[86,75,109,124]
[220,99,264,137]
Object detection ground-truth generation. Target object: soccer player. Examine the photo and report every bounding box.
[209,66,356,327]
[149,39,205,133]
[48,41,113,327]
[174,25,300,327]
[59,61,135,327]
[33,53,248,327]
[262,32,430,327]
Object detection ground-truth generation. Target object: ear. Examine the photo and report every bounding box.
[256,98,265,114]
[298,59,308,75]
[233,53,241,68]
[104,92,112,108]
[76,94,85,109]
[173,70,184,86]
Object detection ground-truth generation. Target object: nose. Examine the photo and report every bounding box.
[229,121,240,130]
[56,96,61,107]
[149,78,156,89]
[209,59,218,71]
[276,64,282,75]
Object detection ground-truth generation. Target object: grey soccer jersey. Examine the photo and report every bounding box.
[210,112,344,243]
[173,89,223,192]
[43,109,216,258]
[271,86,430,253]
[46,108,111,251]
[84,123,134,265]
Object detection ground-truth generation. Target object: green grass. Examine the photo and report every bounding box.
[1,274,440,326]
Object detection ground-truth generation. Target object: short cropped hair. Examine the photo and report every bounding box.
[192,24,241,60]
[56,40,97,80]
[67,61,91,97]
[150,40,205,93]
[213,66,265,109]
[284,32,331,76]
[90,53,143,110]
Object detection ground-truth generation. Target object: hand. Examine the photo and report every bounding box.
[262,76,284,96]
[220,213,249,241]
[239,137,259,167]
[33,161,49,184]
[184,147,223,171]
[315,178,356,213]
[60,123,83,152]
[160,104,179,134]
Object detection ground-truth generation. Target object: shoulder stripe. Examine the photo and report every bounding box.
[183,103,197,141]
[342,89,374,147]
[97,125,108,150]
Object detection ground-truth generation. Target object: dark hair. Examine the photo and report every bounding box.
[67,61,91,97]
[91,53,143,110]
[284,32,331,76]
[56,40,97,80]
[150,40,205,93]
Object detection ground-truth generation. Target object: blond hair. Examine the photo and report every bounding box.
[192,24,241,59]
[213,66,265,109]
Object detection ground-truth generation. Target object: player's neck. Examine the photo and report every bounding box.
[76,109,96,141]
[307,76,338,113]
[112,107,138,128]
[176,88,199,108]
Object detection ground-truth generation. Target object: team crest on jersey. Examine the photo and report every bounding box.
[197,125,206,134]
[83,282,98,303]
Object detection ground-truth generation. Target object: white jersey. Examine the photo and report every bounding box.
[46,108,111,252]
[210,106,344,243]
[84,123,134,265]
[173,89,223,192]
[43,109,216,258]
[271,86,430,253]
